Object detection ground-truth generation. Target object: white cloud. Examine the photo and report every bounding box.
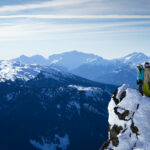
[1,19,150,41]
[1,14,150,19]
[0,0,89,13]
[0,0,149,17]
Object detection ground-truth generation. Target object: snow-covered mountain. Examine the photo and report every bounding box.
[0,60,77,83]
[2,51,150,150]
[13,51,103,70]
[12,51,150,88]
[48,50,102,70]
[0,60,41,82]
[13,51,150,69]
[119,52,150,67]
[71,61,137,87]
[100,84,150,150]
[0,60,117,150]
[71,52,150,88]
[13,54,48,65]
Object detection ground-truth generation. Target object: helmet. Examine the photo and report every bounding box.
[144,62,150,67]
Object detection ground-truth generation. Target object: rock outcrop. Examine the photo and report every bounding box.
[100,84,150,150]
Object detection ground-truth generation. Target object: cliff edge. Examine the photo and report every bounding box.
[100,84,150,150]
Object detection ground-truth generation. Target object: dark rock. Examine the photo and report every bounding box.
[112,89,119,105]
[99,140,110,150]
[112,89,126,105]
[100,124,123,149]
[113,89,118,98]
[120,91,126,102]
[110,125,123,138]
[114,107,130,121]
[122,128,127,133]
[111,137,119,147]
[110,125,123,147]
[130,120,139,136]
[136,104,140,110]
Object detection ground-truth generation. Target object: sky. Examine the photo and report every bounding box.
[0,0,150,60]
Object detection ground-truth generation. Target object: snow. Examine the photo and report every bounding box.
[6,93,13,101]
[112,70,120,73]
[0,60,74,82]
[68,85,92,91]
[107,84,150,150]
[116,84,129,99]
[124,56,132,61]
[57,104,61,109]
[86,58,98,63]
[51,57,62,64]
[67,101,80,115]
[30,134,70,150]
[83,103,106,117]
[0,61,41,82]
[42,67,74,81]
[68,85,103,98]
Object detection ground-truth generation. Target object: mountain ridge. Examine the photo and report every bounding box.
[5,51,150,88]
[0,63,117,150]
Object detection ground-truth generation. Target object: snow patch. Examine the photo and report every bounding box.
[68,85,103,98]
[0,61,41,82]
[30,134,70,150]
[86,58,98,63]
[6,93,14,101]
[83,103,106,117]
[51,57,62,64]
[125,56,132,61]
[0,60,74,82]
[67,101,80,115]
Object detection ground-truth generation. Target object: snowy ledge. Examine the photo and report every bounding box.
[100,84,150,150]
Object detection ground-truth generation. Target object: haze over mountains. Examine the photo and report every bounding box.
[12,51,150,88]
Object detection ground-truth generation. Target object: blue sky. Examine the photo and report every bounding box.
[0,0,150,60]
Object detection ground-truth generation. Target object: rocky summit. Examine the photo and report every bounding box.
[100,84,150,150]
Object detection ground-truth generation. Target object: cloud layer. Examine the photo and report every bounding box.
[0,0,150,39]
[0,0,150,59]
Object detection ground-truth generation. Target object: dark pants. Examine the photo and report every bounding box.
[138,83,143,96]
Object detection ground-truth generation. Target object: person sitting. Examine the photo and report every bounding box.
[137,64,144,95]
[143,62,150,97]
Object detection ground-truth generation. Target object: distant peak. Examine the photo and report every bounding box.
[121,52,149,62]
[16,54,47,61]
[69,50,81,53]
[19,54,28,58]
[61,50,85,55]
[31,54,44,57]
[31,55,46,59]
[125,52,147,57]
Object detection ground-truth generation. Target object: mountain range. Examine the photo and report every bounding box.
[12,51,150,88]
[0,51,149,150]
[0,60,116,150]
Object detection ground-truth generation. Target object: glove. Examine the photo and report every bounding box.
[137,80,139,85]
